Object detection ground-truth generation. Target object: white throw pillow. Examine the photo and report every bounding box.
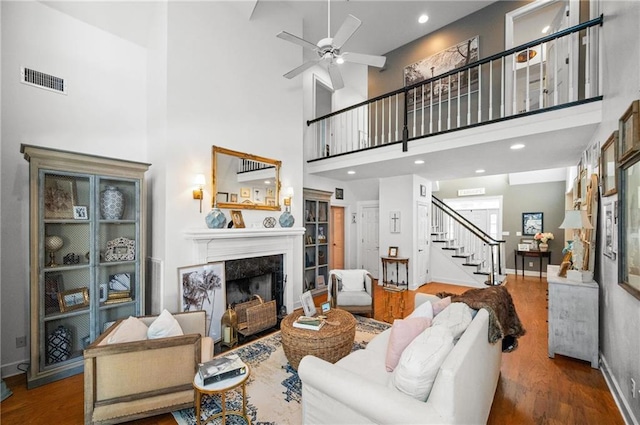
[407,299,434,320]
[385,317,432,372]
[431,302,473,341]
[107,316,149,344]
[147,309,184,339]
[391,326,454,401]
[336,270,367,292]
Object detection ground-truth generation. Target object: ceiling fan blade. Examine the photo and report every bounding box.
[327,63,344,90]
[342,52,387,68]
[331,14,362,49]
[276,31,318,51]
[283,59,320,79]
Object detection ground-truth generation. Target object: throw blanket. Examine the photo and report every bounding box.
[437,286,526,352]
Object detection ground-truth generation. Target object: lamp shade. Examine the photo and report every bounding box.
[558,210,593,230]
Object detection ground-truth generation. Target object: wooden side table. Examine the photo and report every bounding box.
[382,286,407,323]
[514,249,551,278]
[193,363,251,425]
[381,256,409,287]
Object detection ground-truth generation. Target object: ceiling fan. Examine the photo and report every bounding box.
[276,0,386,90]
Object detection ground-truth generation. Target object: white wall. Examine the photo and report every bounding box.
[1,1,148,376]
[590,2,640,423]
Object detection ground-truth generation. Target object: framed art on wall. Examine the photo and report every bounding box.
[601,131,618,196]
[603,201,617,260]
[44,176,77,219]
[619,100,639,163]
[522,212,543,236]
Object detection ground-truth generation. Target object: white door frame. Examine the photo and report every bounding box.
[357,200,379,275]
[504,0,579,115]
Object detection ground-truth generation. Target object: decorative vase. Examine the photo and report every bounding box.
[46,325,71,364]
[205,208,227,229]
[279,210,295,228]
[539,243,549,252]
[100,186,125,220]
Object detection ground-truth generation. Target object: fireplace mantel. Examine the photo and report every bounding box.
[184,227,304,342]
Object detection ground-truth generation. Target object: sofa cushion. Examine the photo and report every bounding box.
[333,270,367,292]
[107,316,149,344]
[432,296,452,316]
[407,299,434,320]
[337,290,372,306]
[336,349,390,386]
[431,302,473,341]
[391,325,454,401]
[148,309,184,339]
[385,317,432,372]
[364,328,391,355]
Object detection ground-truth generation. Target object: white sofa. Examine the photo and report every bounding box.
[298,293,503,425]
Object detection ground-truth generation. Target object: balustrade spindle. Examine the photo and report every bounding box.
[447,75,451,130]
[489,61,493,120]
[457,71,462,128]
[477,64,482,123]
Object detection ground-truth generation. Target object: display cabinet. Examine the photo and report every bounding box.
[303,188,332,295]
[21,145,150,388]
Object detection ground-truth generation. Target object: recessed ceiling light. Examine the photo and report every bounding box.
[510,143,525,150]
[541,25,550,34]
[476,169,485,174]
[347,170,356,175]
[418,14,429,24]
[414,159,425,164]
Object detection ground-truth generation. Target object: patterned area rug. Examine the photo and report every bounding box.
[172,316,390,425]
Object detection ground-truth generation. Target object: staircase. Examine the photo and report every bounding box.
[431,196,506,287]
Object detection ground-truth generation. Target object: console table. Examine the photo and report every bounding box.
[381,257,409,287]
[514,249,551,278]
[547,273,599,368]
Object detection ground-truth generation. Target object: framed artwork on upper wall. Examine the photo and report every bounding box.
[619,152,640,300]
[522,212,543,236]
[601,131,618,197]
[618,100,640,164]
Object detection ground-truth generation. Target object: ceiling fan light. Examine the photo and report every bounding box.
[336,56,345,65]
[418,14,429,24]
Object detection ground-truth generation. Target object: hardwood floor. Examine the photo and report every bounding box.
[1,274,623,424]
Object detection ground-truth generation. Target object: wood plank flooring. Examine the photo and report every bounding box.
[1,274,623,424]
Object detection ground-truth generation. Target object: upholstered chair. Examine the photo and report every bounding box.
[328,269,376,317]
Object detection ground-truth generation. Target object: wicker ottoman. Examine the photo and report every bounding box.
[281,308,356,370]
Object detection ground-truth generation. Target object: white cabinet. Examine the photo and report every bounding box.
[547,273,599,368]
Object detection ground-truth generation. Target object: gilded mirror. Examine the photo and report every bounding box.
[212,146,281,211]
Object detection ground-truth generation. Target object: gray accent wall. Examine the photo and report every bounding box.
[435,174,567,273]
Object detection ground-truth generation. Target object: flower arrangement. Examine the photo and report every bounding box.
[534,232,554,244]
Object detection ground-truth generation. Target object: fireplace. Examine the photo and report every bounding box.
[225,255,284,314]
[184,227,304,342]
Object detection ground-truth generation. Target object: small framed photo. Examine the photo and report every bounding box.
[104,237,135,262]
[230,193,238,203]
[321,301,331,313]
[73,205,88,220]
[266,187,275,198]
[603,200,617,260]
[265,197,276,206]
[420,184,427,197]
[388,246,398,257]
[231,210,245,228]
[44,176,77,219]
[618,100,639,163]
[216,192,229,204]
[45,273,64,311]
[240,187,251,198]
[99,283,108,302]
[517,244,530,251]
[316,275,326,287]
[58,288,89,312]
[522,212,543,236]
[335,188,344,200]
[252,187,264,203]
[601,131,618,196]
[300,290,317,317]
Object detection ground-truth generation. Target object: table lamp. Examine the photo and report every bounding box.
[558,209,593,281]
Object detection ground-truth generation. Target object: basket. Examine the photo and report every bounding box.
[234,295,277,337]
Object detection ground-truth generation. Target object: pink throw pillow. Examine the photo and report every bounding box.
[385,317,432,372]
[432,296,452,316]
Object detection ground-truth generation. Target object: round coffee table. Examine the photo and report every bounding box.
[193,362,251,425]
[280,308,356,370]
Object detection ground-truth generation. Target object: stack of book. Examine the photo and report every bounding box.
[292,316,325,331]
[198,354,247,385]
[105,290,132,304]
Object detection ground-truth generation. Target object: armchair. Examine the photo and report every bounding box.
[83,310,214,425]
[328,269,376,317]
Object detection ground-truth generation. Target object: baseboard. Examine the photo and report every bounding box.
[505,268,547,278]
[1,359,29,379]
[600,353,638,425]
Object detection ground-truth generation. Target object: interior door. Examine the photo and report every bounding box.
[546,5,570,106]
[416,202,430,286]
[361,204,380,278]
[330,206,345,270]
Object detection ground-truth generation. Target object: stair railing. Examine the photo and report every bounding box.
[307,15,603,161]
[431,195,506,284]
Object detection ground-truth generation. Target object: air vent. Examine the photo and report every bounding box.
[20,67,67,94]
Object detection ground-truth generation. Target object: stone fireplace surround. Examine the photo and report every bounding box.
[184,227,304,341]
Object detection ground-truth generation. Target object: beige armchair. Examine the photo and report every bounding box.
[328,269,376,317]
[83,310,213,425]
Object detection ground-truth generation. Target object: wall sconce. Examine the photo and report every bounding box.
[559,209,593,281]
[193,174,206,213]
[283,186,294,209]
[279,187,295,227]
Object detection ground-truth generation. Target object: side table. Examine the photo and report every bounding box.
[193,363,251,425]
[382,286,406,323]
[514,249,551,278]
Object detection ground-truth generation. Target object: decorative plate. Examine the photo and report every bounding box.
[263,217,277,228]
